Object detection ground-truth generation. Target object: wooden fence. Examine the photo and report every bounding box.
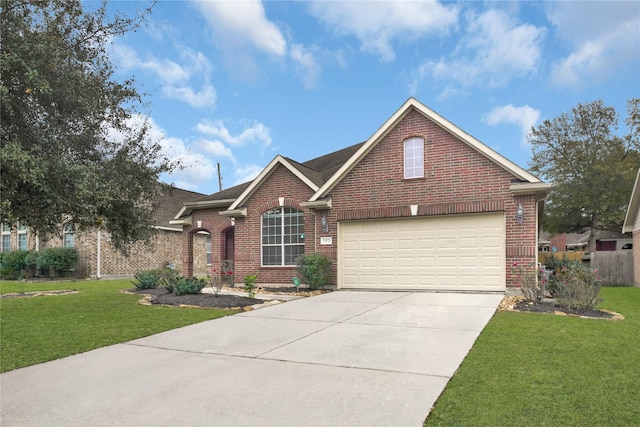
[539,251,634,286]
[590,251,634,286]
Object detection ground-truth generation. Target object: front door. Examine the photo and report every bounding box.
[224,228,235,262]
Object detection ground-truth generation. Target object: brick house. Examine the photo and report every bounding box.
[3,186,205,278]
[173,98,550,291]
[622,168,640,286]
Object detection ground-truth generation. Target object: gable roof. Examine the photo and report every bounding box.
[309,97,544,201]
[622,168,640,233]
[176,98,548,219]
[227,155,321,210]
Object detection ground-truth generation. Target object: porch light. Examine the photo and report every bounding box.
[321,215,329,232]
[516,204,524,224]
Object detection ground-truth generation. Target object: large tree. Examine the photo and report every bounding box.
[1,0,177,252]
[529,99,640,252]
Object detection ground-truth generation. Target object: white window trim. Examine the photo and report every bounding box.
[63,223,75,248]
[205,234,212,266]
[404,137,424,179]
[17,223,27,251]
[1,223,11,252]
[261,207,305,267]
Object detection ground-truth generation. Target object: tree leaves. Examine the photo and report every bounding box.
[528,99,640,247]
[1,0,174,253]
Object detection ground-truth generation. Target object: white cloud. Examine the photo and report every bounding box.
[308,0,458,62]
[195,120,272,148]
[312,1,458,62]
[111,43,189,85]
[485,104,540,144]
[410,9,544,94]
[233,164,264,185]
[194,138,235,161]
[111,42,216,109]
[290,44,321,89]
[195,0,286,56]
[547,2,640,89]
[163,84,217,109]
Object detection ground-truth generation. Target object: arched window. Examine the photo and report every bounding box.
[63,223,75,248]
[261,207,305,266]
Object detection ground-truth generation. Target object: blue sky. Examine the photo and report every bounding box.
[103,0,640,195]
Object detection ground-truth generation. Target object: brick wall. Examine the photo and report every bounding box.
[324,108,537,287]
[182,208,235,278]
[182,107,540,289]
[234,165,315,285]
[34,227,184,278]
[183,166,316,285]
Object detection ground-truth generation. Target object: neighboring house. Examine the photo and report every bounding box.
[622,169,640,286]
[172,98,551,291]
[543,231,632,253]
[4,186,205,278]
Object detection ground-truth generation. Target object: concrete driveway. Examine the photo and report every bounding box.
[1,291,502,426]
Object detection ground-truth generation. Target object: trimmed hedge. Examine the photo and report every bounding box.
[0,248,78,279]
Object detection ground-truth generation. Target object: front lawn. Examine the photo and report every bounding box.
[425,287,640,426]
[0,279,233,372]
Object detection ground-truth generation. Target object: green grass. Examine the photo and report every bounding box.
[425,287,640,426]
[0,279,233,372]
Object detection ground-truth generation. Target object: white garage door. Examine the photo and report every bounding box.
[338,213,505,291]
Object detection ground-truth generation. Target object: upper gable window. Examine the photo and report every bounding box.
[404,137,424,179]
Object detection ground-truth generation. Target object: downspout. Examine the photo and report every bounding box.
[96,230,101,279]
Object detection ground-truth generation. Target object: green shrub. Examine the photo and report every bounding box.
[24,251,40,278]
[0,250,28,279]
[511,262,546,303]
[38,247,78,277]
[132,270,162,289]
[243,274,257,297]
[296,253,332,290]
[164,277,207,296]
[555,263,603,310]
[544,253,580,296]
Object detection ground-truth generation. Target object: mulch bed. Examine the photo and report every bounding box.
[126,287,262,309]
[499,295,623,320]
[125,286,331,309]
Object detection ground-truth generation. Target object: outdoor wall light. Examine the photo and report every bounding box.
[321,215,329,232]
[516,204,524,224]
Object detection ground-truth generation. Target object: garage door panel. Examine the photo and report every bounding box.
[339,213,505,291]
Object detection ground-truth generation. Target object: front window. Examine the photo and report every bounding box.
[261,207,305,266]
[404,137,424,179]
[205,234,212,265]
[17,223,27,251]
[1,223,11,252]
[63,223,75,248]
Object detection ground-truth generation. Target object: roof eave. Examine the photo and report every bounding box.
[229,156,320,210]
[169,216,192,226]
[219,207,248,218]
[172,199,236,220]
[510,182,552,200]
[300,198,333,209]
